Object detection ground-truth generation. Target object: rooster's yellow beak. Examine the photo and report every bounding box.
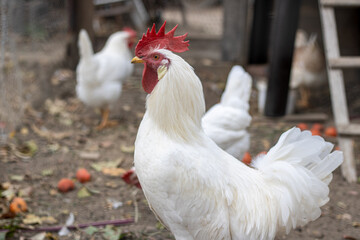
[131,56,144,64]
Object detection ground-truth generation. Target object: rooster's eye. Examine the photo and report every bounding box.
[153,55,160,60]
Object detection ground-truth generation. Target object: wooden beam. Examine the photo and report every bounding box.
[94,5,132,17]
[338,123,360,135]
[321,0,360,7]
[222,0,248,63]
[66,0,94,69]
[338,137,357,183]
[283,113,328,122]
[319,6,350,126]
[329,57,360,68]
[264,0,302,116]
[248,0,273,64]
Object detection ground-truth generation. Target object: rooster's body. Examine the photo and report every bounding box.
[132,23,343,240]
[76,29,136,129]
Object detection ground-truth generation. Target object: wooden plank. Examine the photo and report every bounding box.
[338,137,357,183]
[66,0,94,69]
[338,123,360,135]
[319,6,350,126]
[222,0,249,63]
[94,0,126,5]
[329,57,360,68]
[321,0,360,7]
[94,4,132,17]
[283,113,328,122]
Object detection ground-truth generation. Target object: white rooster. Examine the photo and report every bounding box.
[202,65,252,160]
[76,28,136,130]
[131,23,343,240]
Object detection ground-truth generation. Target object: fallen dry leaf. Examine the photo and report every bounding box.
[77,187,91,198]
[1,187,15,201]
[20,127,29,135]
[49,189,58,196]
[122,105,131,111]
[91,158,123,172]
[10,175,24,182]
[18,186,33,198]
[120,145,135,153]
[352,222,360,227]
[1,182,11,190]
[13,140,38,159]
[41,216,57,224]
[29,232,46,240]
[48,143,60,152]
[78,151,100,160]
[31,124,72,141]
[23,214,42,225]
[41,169,54,176]
[99,141,113,149]
[337,201,347,209]
[105,181,119,188]
[102,168,126,177]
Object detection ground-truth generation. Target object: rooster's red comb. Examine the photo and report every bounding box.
[135,21,189,56]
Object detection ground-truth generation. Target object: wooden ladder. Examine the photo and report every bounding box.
[318,0,360,182]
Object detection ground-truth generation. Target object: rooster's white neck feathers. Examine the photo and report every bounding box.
[146,50,205,142]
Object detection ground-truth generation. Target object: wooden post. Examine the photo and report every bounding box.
[248,0,273,64]
[264,0,302,116]
[222,0,248,64]
[65,0,94,69]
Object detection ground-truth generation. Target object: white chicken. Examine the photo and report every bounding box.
[76,28,136,130]
[202,65,252,160]
[290,29,326,108]
[131,23,343,240]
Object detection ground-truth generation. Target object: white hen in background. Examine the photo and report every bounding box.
[76,28,136,130]
[290,30,326,109]
[202,65,252,160]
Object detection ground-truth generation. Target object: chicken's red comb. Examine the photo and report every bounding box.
[123,27,137,38]
[135,21,189,56]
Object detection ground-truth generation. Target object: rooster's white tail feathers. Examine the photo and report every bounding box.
[78,29,94,59]
[251,127,343,233]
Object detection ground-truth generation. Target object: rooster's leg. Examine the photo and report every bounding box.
[96,107,118,130]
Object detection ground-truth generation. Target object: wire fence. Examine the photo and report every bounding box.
[0,0,67,143]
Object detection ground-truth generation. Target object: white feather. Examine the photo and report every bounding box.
[134,49,343,240]
[76,29,134,109]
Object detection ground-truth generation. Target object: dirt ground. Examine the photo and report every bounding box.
[0,32,360,240]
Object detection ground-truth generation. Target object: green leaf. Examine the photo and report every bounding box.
[83,226,99,235]
[77,187,91,198]
[102,225,122,240]
[156,221,165,230]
